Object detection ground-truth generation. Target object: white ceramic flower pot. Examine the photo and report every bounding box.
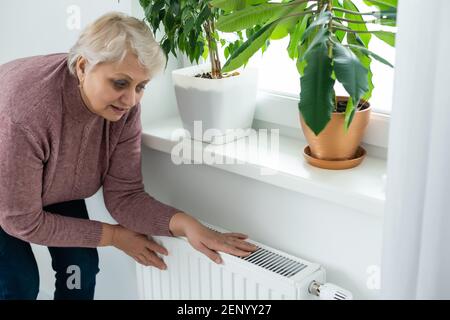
[172,64,258,144]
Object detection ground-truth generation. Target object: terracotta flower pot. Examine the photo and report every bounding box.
[300,96,371,162]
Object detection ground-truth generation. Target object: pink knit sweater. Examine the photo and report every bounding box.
[0,53,180,248]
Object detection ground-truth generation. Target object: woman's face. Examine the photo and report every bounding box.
[76,52,150,121]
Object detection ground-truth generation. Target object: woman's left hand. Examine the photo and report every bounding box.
[169,213,258,264]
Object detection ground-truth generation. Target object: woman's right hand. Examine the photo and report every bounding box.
[110,225,168,270]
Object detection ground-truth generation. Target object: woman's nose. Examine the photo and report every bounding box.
[120,88,136,107]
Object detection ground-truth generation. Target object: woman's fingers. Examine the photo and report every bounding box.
[134,255,144,265]
[145,238,169,256]
[224,244,253,257]
[221,233,258,252]
[210,236,258,257]
[136,254,149,266]
[220,236,258,254]
[196,241,222,264]
[231,238,259,252]
[223,232,248,239]
[207,238,250,257]
[141,248,167,270]
[135,251,167,270]
[184,226,259,263]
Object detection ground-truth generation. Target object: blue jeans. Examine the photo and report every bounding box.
[0,199,99,300]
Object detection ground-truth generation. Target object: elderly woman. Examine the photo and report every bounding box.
[0,12,257,300]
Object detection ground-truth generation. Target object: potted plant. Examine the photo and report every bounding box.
[139,0,259,144]
[212,0,397,169]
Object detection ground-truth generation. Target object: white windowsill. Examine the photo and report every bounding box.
[142,117,387,218]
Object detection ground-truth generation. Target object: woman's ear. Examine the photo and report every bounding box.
[76,56,86,82]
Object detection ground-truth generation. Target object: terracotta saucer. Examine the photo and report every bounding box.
[303,146,367,170]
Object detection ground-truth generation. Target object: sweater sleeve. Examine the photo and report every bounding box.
[102,104,181,237]
[0,120,103,247]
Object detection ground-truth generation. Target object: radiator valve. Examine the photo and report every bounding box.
[308,281,353,300]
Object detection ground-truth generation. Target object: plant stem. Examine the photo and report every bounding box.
[204,19,222,79]
[332,7,378,16]
[332,26,382,34]
[334,16,381,24]
[326,0,333,58]
[318,0,325,10]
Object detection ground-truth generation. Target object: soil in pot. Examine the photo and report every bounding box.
[335,99,370,113]
[194,71,240,79]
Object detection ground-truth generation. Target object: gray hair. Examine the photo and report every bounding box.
[67,12,165,77]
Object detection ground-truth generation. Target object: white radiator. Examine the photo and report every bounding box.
[136,223,352,300]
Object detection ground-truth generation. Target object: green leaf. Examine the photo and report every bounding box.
[373,31,396,46]
[188,30,197,52]
[161,38,172,57]
[196,5,211,28]
[195,41,204,63]
[332,0,345,42]
[171,0,180,15]
[270,2,308,40]
[216,3,284,32]
[224,46,230,59]
[223,23,276,72]
[152,0,165,15]
[139,0,150,8]
[299,37,335,136]
[302,11,332,41]
[301,26,329,61]
[181,8,191,22]
[364,0,397,26]
[344,97,356,130]
[364,0,397,9]
[332,41,369,107]
[261,38,270,54]
[296,56,307,76]
[202,43,209,60]
[210,0,269,11]
[210,0,244,11]
[347,43,393,68]
[343,0,371,47]
[288,14,310,60]
[271,24,289,40]
[373,8,397,21]
[164,12,175,32]
[347,33,374,101]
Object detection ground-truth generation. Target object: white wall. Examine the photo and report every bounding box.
[0,0,132,64]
